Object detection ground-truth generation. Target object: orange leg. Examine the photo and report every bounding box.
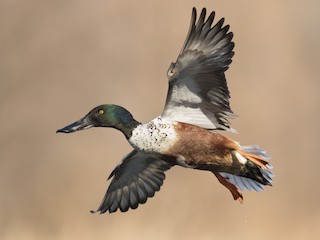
[214,172,243,203]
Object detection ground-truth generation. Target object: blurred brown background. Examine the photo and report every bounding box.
[1,0,320,239]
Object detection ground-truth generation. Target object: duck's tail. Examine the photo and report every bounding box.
[215,145,273,203]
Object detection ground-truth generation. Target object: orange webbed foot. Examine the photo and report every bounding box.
[214,172,244,203]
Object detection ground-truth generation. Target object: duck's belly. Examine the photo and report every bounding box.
[129,117,177,153]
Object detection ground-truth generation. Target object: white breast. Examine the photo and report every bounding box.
[129,117,177,153]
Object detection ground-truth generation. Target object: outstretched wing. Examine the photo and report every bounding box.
[161,8,236,132]
[91,150,173,214]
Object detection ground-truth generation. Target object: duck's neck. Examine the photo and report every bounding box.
[113,118,140,139]
[109,106,141,139]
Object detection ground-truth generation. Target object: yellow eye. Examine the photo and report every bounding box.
[98,109,104,115]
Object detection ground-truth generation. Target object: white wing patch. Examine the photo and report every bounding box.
[162,106,216,129]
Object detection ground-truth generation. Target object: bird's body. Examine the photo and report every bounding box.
[57,8,273,214]
[130,118,238,170]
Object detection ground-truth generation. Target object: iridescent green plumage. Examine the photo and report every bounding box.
[57,104,140,138]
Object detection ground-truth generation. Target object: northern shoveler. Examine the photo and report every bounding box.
[57,8,273,214]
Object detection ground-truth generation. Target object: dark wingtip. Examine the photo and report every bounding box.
[200,8,206,17]
[56,128,65,133]
[90,209,99,214]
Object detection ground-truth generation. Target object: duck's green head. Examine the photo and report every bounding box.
[57,104,139,138]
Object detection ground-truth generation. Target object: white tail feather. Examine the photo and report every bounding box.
[241,145,271,160]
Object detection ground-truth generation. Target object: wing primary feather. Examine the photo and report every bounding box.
[136,183,148,203]
[139,177,155,197]
[120,186,129,212]
[179,7,197,55]
[192,8,207,46]
[129,182,139,209]
[203,11,215,32]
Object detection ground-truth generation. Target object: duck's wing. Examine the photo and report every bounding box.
[161,8,236,132]
[91,150,173,214]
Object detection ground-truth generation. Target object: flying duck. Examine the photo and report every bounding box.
[57,8,273,214]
